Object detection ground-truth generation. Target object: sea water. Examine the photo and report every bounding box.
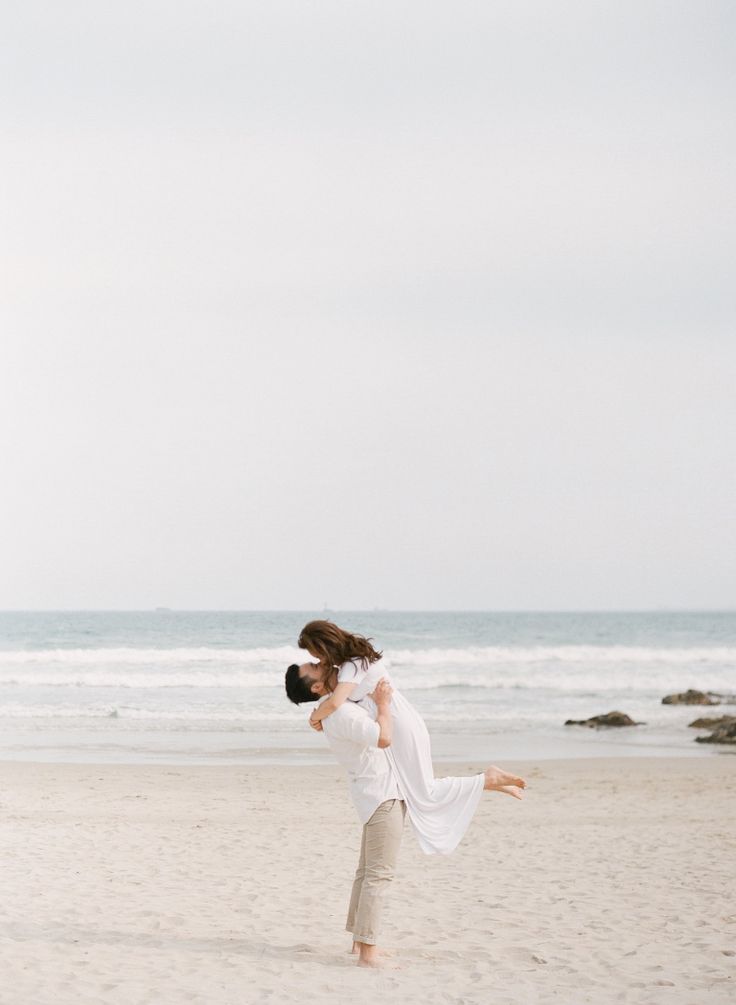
[0,610,734,764]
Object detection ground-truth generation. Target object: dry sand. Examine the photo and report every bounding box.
[0,756,734,1005]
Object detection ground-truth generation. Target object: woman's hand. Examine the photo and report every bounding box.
[370,678,393,708]
[309,710,323,732]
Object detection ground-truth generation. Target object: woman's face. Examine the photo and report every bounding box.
[302,643,333,688]
[305,644,327,666]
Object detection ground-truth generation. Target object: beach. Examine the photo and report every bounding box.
[1,755,734,1005]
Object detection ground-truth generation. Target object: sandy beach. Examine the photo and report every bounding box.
[0,755,734,1005]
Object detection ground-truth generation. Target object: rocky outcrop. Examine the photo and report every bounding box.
[695,720,736,745]
[688,715,736,729]
[661,690,719,706]
[712,693,736,705]
[565,711,643,728]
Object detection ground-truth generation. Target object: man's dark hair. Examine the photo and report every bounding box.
[285,663,320,705]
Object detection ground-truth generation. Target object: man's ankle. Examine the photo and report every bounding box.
[357,941,378,963]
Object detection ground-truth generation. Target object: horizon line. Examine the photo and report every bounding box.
[1,608,735,615]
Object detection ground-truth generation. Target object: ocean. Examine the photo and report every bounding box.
[0,610,734,764]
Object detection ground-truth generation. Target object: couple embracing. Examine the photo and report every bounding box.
[284,620,526,968]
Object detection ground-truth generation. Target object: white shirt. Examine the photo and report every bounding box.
[319,698,400,824]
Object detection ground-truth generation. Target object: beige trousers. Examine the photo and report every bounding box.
[346,798,405,946]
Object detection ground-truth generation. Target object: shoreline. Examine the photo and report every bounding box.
[1,756,734,1004]
[0,753,732,776]
[0,721,731,766]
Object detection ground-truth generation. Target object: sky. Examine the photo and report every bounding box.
[1,1,735,610]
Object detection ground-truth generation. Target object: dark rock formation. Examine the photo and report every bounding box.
[695,720,736,745]
[564,711,643,728]
[711,693,736,705]
[661,690,718,706]
[688,715,736,729]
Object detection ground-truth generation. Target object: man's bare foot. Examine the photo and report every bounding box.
[356,942,380,968]
[350,942,395,958]
[484,765,527,791]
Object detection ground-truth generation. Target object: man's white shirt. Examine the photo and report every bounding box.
[319,698,400,824]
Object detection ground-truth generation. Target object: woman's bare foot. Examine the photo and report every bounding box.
[496,784,524,799]
[484,765,527,792]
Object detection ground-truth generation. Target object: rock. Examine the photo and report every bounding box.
[711,693,736,705]
[531,955,548,965]
[695,721,736,745]
[661,689,719,706]
[688,715,736,729]
[564,711,643,728]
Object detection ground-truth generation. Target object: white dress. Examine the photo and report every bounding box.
[337,660,484,855]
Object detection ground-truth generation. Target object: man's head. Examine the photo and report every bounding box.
[284,662,328,704]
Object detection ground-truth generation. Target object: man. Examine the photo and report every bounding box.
[285,662,403,969]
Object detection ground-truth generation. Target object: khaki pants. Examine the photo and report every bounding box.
[346,798,405,946]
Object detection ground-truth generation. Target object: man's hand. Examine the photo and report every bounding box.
[370,678,393,708]
[309,711,323,732]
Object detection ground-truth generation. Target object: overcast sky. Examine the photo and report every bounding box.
[2,1,734,610]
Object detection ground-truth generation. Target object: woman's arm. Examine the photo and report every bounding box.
[309,681,357,723]
[372,678,393,747]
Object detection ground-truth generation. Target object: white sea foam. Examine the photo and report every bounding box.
[0,704,302,722]
[0,666,734,693]
[0,669,277,688]
[387,645,736,666]
[395,670,736,693]
[0,643,734,667]
[0,703,699,728]
[0,646,301,666]
[0,645,733,695]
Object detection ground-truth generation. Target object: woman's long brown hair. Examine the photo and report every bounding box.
[298,620,383,692]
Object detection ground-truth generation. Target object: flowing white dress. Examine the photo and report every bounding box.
[337,660,484,855]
